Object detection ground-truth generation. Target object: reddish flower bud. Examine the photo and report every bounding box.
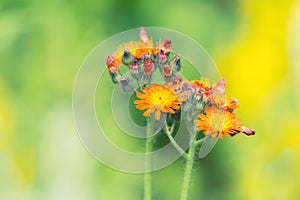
[163,65,172,77]
[106,56,118,73]
[241,126,256,135]
[140,27,149,44]
[106,55,114,66]
[130,63,139,71]
[183,83,195,96]
[143,60,153,75]
[163,39,172,52]
[173,75,183,85]
[130,63,142,81]
[158,50,167,63]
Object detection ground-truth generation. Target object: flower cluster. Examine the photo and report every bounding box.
[192,79,255,138]
[105,27,255,139]
[106,27,181,91]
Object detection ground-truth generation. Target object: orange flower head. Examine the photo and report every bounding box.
[225,96,239,112]
[134,84,185,120]
[194,106,242,139]
[111,28,163,64]
[189,79,212,101]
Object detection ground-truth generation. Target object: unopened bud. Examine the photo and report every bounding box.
[140,27,149,44]
[173,75,183,85]
[109,72,121,84]
[106,55,115,66]
[170,76,183,92]
[163,39,172,52]
[130,63,142,80]
[183,83,195,96]
[143,60,153,75]
[122,49,135,65]
[158,50,167,64]
[163,65,173,83]
[106,56,118,73]
[163,65,172,77]
[174,56,181,71]
[241,126,256,136]
[130,63,139,71]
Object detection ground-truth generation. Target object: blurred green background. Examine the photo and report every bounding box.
[1,0,300,199]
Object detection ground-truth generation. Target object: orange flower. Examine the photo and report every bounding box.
[111,28,163,67]
[189,79,210,90]
[134,84,185,120]
[189,79,212,100]
[225,96,239,112]
[194,106,242,139]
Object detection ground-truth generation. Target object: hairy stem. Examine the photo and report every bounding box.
[164,122,188,159]
[180,141,196,200]
[144,118,152,200]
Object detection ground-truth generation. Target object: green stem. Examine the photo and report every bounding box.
[144,118,152,200]
[164,122,188,159]
[195,138,204,146]
[180,141,196,200]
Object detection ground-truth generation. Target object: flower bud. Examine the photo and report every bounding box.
[158,50,167,64]
[122,49,135,65]
[140,27,149,44]
[130,63,142,80]
[173,56,181,72]
[195,87,203,101]
[171,75,183,92]
[163,39,172,52]
[109,72,117,84]
[182,83,195,96]
[130,63,139,72]
[163,65,174,83]
[109,69,122,84]
[106,55,118,73]
[120,77,134,93]
[241,126,256,135]
[143,60,153,75]
[163,65,172,77]
[173,75,183,85]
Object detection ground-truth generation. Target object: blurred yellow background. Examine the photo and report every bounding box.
[1,0,300,199]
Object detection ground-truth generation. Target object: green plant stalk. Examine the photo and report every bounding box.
[164,122,188,159]
[180,141,196,200]
[144,118,152,200]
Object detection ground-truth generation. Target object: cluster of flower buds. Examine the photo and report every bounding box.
[168,76,211,120]
[105,27,255,139]
[106,28,182,93]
